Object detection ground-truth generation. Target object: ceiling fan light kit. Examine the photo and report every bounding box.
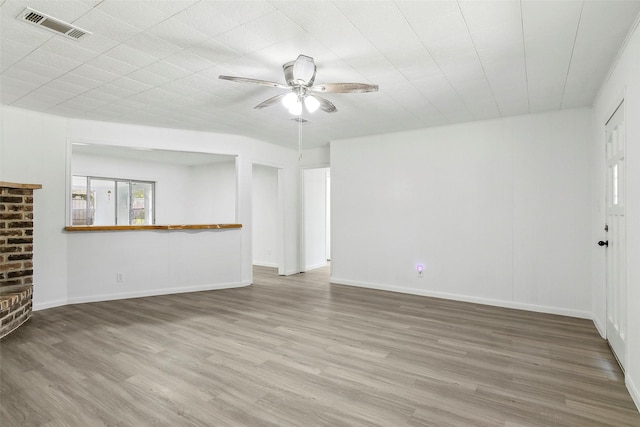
[219,54,378,116]
[282,92,298,110]
[289,100,303,116]
[304,95,321,113]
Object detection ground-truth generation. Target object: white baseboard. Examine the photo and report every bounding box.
[33,298,69,311]
[329,277,593,319]
[284,271,299,276]
[627,374,640,413]
[592,314,606,339]
[253,261,279,268]
[305,262,328,271]
[34,281,250,311]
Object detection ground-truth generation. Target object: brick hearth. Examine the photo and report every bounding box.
[0,182,42,339]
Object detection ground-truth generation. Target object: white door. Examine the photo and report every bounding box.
[604,101,626,370]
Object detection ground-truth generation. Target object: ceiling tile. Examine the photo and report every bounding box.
[27,85,77,103]
[73,8,141,43]
[278,1,378,62]
[242,11,306,45]
[79,0,102,7]
[82,86,125,104]
[24,49,83,73]
[58,94,110,111]
[108,76,153,94]
[174,1,239,38]
[12,93,60,110]
[160,77,204,97]
[127,68,172,86]
[54,71,103,91]
[164,49,217,73]
[0,38,33,72]
[212,1,276,25]
[9,59,66,81]
[72,63,120,84]
[107,98,149,111]
[145,16,209,49]
[39,37,98,63]
[46,79,89,97]
[144,0,199,17]
[188,39,242,65]
[143,61,191,81]
[523,0,583,111]
[104,43,160,68]
[0,75,40,102]
[123,33,183,59]
[96,82,138,99]
[71,32,120,55]
[561,0,640,108]
[96,0,170,30]
[1,12,52,47]
[3,0,93,22]
[397,1,469,49]
[214,26,271,55]
[87,54,138,76]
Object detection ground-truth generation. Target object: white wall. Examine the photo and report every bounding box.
[301,146,330,166]
[592,18,640,410]
[331,108,592,318]
[66,229,242,303]
[0,108,69,307]
[303,167,329,270]
[187,160,237,224]
[0,106,300,309]
[252,164,279,267]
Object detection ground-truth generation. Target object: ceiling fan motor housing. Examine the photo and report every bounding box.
[283,55,316,87]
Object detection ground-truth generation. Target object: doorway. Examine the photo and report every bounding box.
[604,100,626,370]
[252,164,284,275]
[302,167,330,271]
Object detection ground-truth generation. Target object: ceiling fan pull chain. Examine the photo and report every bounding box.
[298,113,303,161]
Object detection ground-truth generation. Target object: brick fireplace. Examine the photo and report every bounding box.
[0,182,42,339]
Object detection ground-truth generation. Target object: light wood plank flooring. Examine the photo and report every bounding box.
[1,266,639,426]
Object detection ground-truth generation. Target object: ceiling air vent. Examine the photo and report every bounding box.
[18,8,91,41]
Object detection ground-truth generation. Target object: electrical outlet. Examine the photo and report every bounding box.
[116,273,125,283]
[416,264,424,278]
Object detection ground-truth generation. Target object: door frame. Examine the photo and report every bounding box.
[251,162,285,277]
[603,97,627,370]
[299,163,330,273]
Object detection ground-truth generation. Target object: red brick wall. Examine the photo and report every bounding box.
[1,186,36,339]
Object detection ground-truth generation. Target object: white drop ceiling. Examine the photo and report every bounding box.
[1,0,639,149]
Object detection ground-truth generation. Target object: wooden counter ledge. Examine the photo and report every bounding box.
[64,224,242,232]
[0,181,43,189]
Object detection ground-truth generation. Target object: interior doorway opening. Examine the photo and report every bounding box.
[302,167,330,272]
[252,164,284,275]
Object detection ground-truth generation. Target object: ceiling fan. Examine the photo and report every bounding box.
[218,54,378,115]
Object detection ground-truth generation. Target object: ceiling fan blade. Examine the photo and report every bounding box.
[254,92,289,109]
[314,95,337,113]
[219,75,289,89]
[311,83,379,93]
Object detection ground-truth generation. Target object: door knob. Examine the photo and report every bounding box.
[598,240,609,247]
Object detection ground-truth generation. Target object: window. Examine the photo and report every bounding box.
[71,176,155,226]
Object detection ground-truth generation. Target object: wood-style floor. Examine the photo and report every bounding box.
[1,266,638,426]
